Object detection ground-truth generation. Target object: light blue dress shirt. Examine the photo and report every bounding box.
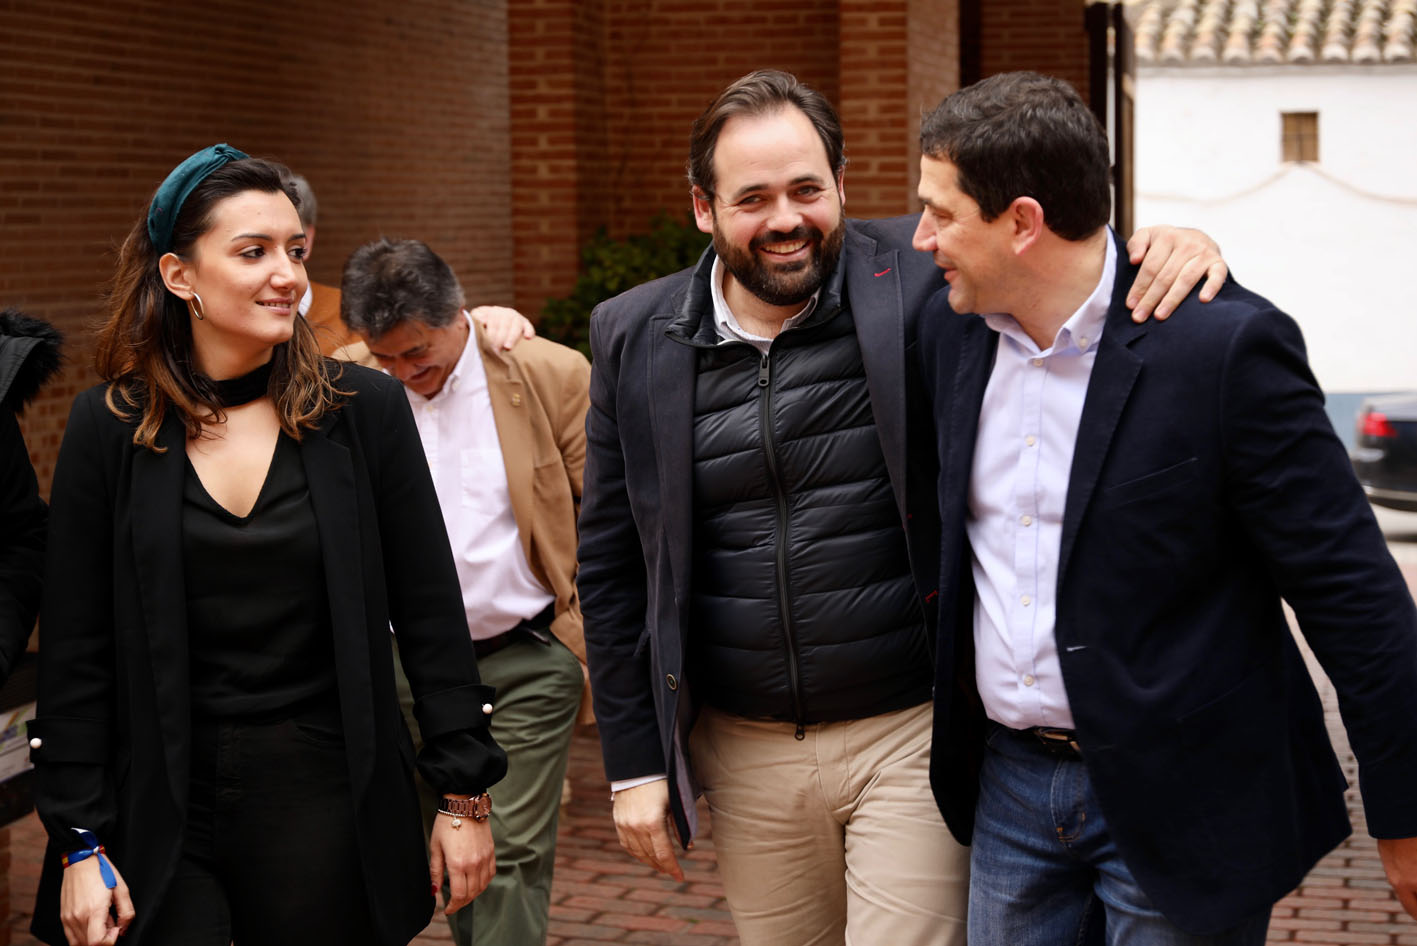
[968,237,1117,731]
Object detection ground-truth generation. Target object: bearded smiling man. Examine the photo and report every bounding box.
[699,111,847,314]
[575,69,1229,946]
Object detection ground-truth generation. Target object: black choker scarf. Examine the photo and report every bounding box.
[208,359,274,408]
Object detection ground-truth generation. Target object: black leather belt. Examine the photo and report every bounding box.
[1026,727,1083,759]
[472,602,556,660]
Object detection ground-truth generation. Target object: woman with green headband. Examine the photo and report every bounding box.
[28,145,508,945]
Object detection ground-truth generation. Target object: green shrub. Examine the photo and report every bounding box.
[539,212,711,357]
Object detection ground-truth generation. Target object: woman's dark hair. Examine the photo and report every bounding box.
[96,157,348,451]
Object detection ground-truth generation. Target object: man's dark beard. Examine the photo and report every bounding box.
[712,217,845,307]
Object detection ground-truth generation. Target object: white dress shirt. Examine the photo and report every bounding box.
[709,257,818,352]
[404,312,553,640]
[968,238,1117,730]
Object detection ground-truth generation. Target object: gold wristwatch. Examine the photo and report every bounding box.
[437,793,492,829]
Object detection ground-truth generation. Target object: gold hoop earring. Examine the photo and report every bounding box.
[189,291,206,321]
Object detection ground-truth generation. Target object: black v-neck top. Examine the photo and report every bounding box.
[182,433,337,718]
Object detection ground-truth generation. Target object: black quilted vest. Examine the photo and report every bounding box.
[669,263,932,726]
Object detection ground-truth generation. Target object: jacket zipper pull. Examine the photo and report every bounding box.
[758,353,771,388]
[794,723,805,741]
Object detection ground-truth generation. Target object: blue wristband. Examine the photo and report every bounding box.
[61,829,117,889]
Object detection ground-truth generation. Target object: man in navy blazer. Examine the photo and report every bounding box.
[579,69,1229,946]
[914,71,1417,943]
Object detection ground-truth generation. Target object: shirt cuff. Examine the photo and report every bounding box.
[610,774,667,794]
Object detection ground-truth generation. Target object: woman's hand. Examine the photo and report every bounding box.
[59,855,133,946]
[429,810,495,915]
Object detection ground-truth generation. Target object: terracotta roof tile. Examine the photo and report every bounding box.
[1129,0,1417,64]
[1289,0,1326,62]
[1387,0,1416,60]
[1253,0,1291,62]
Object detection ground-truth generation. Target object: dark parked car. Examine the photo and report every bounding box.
[1352,393,1417,512]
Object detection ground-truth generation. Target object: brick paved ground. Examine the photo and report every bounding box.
[413,730,739,946]
[1,722,738,946]
[1264,531,1417,946]
[7,533,1417,945]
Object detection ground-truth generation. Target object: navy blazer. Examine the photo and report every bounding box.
[919,234,1417,932]
[578,215,943,844]
[29,365,506,945]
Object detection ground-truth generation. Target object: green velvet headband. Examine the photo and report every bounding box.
[146,143,250,254]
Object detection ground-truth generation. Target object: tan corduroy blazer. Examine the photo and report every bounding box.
[336,322,594,721]
[305,281,363,356]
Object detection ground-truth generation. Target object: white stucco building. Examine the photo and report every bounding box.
[1128,0,1417,435]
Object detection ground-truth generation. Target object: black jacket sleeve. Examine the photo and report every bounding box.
[1217,306,1417,838]
[365,375,507,794]
[0,312,63,686]
[576,305,665,780]
[0,410,44,682]
[31,391,119,851]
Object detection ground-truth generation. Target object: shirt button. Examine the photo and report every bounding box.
[1025,435,1036,447]
[28,737,41,750]
[1031,357,1044,367]
[1020,515,1032,526]
[1021,594,1032,606]
[1023,674,1036,687]
[482,703,494,715]
[1078,336,1089,348]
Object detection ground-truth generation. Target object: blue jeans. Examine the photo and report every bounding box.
[968,723,1270,946]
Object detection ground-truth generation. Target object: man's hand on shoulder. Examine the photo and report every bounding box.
[1378,835,1417,920]
[471,305,535,351]
[612,779,687,882]
[1125,226,1228,322]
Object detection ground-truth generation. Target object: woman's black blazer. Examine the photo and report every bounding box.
[28,364,506,945]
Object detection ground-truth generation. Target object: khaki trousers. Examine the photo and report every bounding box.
[688,701,969,946]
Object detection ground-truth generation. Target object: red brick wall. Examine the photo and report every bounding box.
[839,0,962,214]
[1,0,512,494]
[5,0,1088,488]
[839,1,914,213]
[507,0,606,319]
[908,0,964,200]
[594,0,843,235]
[978,0,1091,95]
[506,0,970,316]
[508,0,846,315]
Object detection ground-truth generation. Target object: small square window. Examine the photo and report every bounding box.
[1282,112,1319,163]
